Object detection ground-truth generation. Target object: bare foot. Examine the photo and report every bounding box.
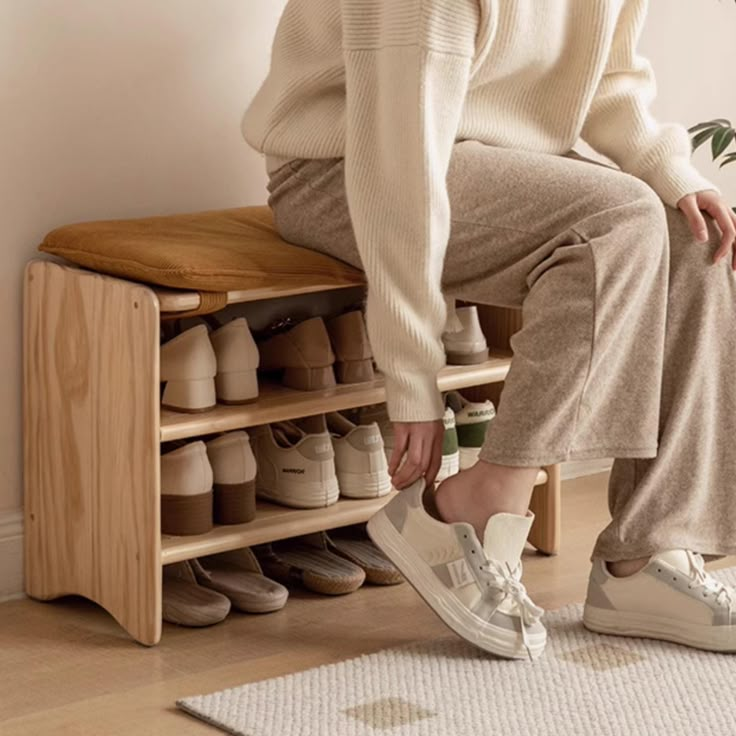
[434,460,540,540]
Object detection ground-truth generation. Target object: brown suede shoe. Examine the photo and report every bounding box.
[257,316,336,391]
[324,309,375,384]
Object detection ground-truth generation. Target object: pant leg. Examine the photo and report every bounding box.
[267,140,669,467]
[591,208,736,562]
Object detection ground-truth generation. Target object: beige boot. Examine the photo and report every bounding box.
[161,441,214,535]
[160,324,217,412]
[325,309,375,384]
[441,306,489,365]
[209,318,259,405]
[205,431,257,525]
[257,316,336,391]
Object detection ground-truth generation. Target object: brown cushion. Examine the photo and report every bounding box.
[39,206,365,293]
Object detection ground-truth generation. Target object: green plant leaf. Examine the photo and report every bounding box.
[692,127,720,152]
[688,120,730,134]
[719,153,736,168]
[712,127,736,159]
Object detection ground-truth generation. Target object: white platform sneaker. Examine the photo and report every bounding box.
[583,549,736,652]
[367,479,546,659]
[249,420,339,509]
[160,325,217,412]
[325,412,392,499]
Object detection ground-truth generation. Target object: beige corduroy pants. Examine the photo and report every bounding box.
[265,140,736,563]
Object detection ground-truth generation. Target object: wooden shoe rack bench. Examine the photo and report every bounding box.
[23,212,561,647]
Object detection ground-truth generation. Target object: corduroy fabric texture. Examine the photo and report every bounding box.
[38,206,365,293]
[266,141,736,563]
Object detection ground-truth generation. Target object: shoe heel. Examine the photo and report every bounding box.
[445,349,489,366]
[215,369,259,405]
[162,378,217,413]
[335,358,375,384]
[161,491,214,535]
[282,365,336,391]
[214,480,256,524]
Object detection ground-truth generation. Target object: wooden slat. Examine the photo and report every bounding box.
[160,354,514,442]
[161,469,549,564]
[155,281,364,314]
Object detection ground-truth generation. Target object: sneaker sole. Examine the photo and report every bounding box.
[583,604,736,652]
[367,508,546,659]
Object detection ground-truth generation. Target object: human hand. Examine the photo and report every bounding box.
[388,420,445,490]
[677,190,736,268]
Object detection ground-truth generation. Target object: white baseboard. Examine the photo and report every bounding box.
[0,510,24,601]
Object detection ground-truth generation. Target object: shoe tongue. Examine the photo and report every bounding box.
[652,549,692,573]
[482,512,534,566]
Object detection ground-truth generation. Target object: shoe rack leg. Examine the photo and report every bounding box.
[23,261,162,645]
[462,303,562,555]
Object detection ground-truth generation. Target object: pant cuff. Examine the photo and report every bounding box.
[478,444,658,467]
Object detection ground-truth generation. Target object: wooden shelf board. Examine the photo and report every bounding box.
[155,281,364,313]
[161,468,548,565]
[160,353,513,442]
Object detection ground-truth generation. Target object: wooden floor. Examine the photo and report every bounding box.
[1,470,732,735]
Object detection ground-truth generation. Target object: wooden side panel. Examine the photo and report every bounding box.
[23,261,162,645]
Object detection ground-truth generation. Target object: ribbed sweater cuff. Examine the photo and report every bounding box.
[643,157,720,208]
[384,371,445,423]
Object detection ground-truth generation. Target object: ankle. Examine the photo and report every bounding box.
[606,557,650,578]
[434,462,539,538]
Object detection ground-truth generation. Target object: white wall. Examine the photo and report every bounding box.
[1,0,735,598]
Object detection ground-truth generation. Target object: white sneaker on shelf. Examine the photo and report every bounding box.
[442,306,489,365]
[209,317,259,405]
[160,441,214,535]
[249,419,339,508]
[205,431,257,525]
[583,549,736,652]
[444,391,496,470]
[160,324,217,412]
[356,403,395,465]
[367,478,546,659]
[325,411,391,499]
[436,406,460,484]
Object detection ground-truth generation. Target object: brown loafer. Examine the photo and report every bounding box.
[257,316,336,391]
[324,309,375,384]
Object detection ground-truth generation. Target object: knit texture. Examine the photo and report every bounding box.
[243,0,717,421]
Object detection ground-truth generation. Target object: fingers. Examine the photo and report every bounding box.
[679,195,709,243]
[388,425,408,477]
[391,431,428,490]
[424,428,444,488]
[701,200,736,266]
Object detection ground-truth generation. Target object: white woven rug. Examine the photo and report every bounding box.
[177,567,736,736]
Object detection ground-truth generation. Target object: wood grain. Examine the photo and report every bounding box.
[528,462,562,555]
[162,468,550,565]
[23,260,162,645]
[161,353,514,442]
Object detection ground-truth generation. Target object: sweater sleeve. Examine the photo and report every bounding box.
[581,0,718,208]
[340,1,480,422]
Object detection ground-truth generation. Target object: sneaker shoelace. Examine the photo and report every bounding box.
[687,551,735,613]
[479,558,545,660]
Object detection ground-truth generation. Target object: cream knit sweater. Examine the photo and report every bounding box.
[243,0,716,423]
